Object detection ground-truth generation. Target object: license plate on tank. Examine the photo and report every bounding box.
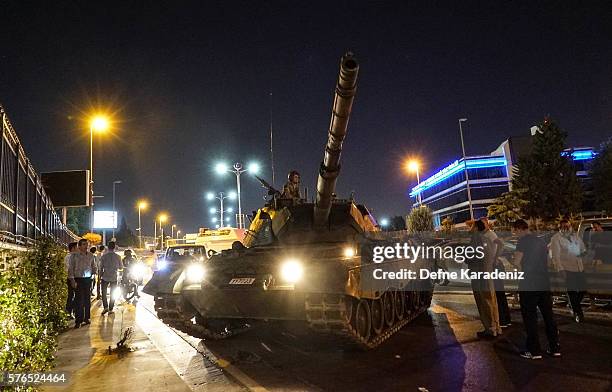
[229,278,256,285]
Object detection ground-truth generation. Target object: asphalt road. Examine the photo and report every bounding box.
[139,292,612,392]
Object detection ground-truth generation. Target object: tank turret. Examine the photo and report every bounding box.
[313,53,359,227]
[144,53,436,350]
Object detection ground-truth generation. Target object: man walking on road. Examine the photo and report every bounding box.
[512,219,560,360]
[470,220,502,338]
[99,241,123,315]
[68,239,96,328]
[64,242,78,318]
[481,217,512,328]
[550,219,587,323]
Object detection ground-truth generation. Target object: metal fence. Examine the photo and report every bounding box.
[0,104,79,246]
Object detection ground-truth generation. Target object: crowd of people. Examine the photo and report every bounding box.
[64,240,139,328]
[469,217,607,360]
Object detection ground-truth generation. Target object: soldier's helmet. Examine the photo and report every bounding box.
[288,170,300,181]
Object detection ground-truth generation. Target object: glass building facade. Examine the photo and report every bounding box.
[410,139,595,228]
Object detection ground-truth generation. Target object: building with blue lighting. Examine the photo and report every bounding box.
[409,136,595,227]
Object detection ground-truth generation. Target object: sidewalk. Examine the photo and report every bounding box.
[43,297,199,391]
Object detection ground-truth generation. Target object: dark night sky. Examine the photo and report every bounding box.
[1,2,611,234]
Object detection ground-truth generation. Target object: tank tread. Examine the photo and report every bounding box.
[153,295,250,340]
[305,290,432,349]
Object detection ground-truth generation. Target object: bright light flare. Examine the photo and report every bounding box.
[228,191,237,200]
[281,259,303,283]
[227,207,233,213]
[343,247,356,257]
[212,217,218,223]
[186,263,205,283]
[90,115,110,132]
[215,162,228,175]
[380,218,390,227]
[406,160,420,173]
[138,200,148,210]
[248,162,260,174]
[209,207,217,214]
[158,214,168,223]
[206,192,215,200]
[112,286,122,301]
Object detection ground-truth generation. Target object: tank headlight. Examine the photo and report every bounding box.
[186,263,205,283]
[281,259,303,283]
[343,247,356,257]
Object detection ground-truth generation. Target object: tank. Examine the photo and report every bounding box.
[144,53,437,348]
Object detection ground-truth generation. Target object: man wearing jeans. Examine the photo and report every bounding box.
[550,219,587,322]
[99,241,123,315]
[68,239,96,328]
[512,219,560,360]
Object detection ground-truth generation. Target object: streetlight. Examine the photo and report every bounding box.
[158,213,168,250]
[112,180,122,240]
[214,161,260,229]
[458,118,474,221]
[171,224,176,239]
[207,191,236,227]
[137,200,148,248]
[176,230,181,239]
[380,218,390,228]
[88,114,110,232]
[406,160,422,206]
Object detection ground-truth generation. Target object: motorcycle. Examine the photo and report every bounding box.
[117,261,147,302]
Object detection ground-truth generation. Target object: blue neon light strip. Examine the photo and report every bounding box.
[410,148,596,196]
[409,157,507,197]
[571,149,594,160]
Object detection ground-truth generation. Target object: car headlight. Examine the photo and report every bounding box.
[280,259,303,283]
[157,258,168,271]
[186,263,205,283]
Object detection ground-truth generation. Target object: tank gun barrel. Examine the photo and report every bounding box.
[313,52,359,226]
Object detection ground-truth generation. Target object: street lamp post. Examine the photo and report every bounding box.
[171,224,176,239]
[407,160,422,206]
[158,214,168,251]
[112,180,122,240]
[215,162,259,229]
[137,201,148,249]
[207,191,236,228]
[458,118,474,221]
[88,115,109,233]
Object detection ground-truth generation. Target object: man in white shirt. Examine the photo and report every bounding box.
[68,239,96,328]
[481,217,511,327]
[550,219,587,322]
[99,241,123,314]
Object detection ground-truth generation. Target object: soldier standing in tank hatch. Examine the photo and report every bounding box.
[281,170,301,200]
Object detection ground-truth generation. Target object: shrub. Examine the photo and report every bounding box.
[0,238,67,373]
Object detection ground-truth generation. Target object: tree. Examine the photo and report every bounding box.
[440,216,454,234]
[115,217,137,247]
[487,189,529,229]
[590,139,612,213]
[512,118,582,220]
[406,206,434,233]
[389,216,407,231]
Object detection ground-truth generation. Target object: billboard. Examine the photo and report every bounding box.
[93,211,117,229]
[41,170,90,207]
